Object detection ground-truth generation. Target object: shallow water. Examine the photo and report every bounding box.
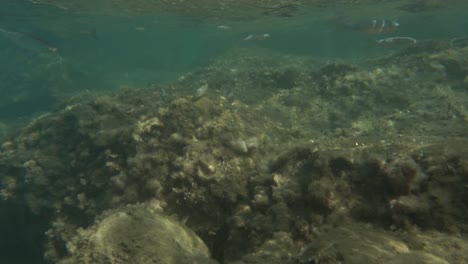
[0,1,468,263]
[0,1,467,123]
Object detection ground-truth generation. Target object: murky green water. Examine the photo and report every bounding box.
[1,1,468,263]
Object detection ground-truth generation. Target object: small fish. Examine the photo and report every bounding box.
[28,0,69,10]
[352,19,400,35]
[243,33,270,41]
[217,25,231,30]
[375,36,417,46]
[0,27,57,52]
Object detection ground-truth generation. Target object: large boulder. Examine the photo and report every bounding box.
[58,204,217,264]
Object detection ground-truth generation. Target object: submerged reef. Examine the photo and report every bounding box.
[1,42,468,263]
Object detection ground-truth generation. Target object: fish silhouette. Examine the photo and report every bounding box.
[0,27,57,52]
[375,36,417,46]
[350,19,400,35]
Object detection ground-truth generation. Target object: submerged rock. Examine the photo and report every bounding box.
[297,223,459,264]
[58,204,217,264]
[2,39,468,264]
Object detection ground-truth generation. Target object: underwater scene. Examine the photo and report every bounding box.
[0,0,468,263]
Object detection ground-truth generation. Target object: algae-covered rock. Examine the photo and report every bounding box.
[297,224,466,264]
[2,33,468,264]
[58,204,217,264]
[227,232,296,264]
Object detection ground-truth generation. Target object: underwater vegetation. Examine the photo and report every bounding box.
[1,0,468,263]
[0,34,468,263]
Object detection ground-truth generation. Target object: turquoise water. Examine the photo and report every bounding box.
[1,1,467,124]
[1,1,468,263]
